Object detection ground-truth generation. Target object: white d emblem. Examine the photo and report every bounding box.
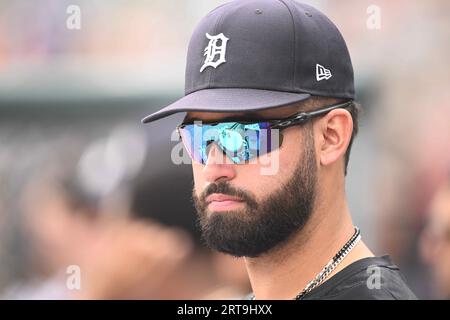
[200,33,229,73]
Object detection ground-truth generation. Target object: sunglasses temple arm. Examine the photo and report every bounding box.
[270,100,353,129]
[304,100,353,119]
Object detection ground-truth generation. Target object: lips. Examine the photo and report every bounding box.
[205,193,244,211]
[206,193,243,203]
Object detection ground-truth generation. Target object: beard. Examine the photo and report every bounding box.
[192,129,318,258]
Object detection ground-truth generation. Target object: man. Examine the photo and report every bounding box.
[142,0,416,299]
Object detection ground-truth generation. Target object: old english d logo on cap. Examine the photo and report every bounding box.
[200,33,229,73]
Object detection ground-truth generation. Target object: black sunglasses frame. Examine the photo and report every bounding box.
[177,100,353,133]
[175,100,353,164]
[269,100,353,129]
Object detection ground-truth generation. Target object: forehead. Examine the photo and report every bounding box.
[186,103,302,122]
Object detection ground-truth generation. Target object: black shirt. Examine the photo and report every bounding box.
[247,255,417,300]
[302,255,417,300]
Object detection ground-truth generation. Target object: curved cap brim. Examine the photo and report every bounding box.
[141,88,310,123]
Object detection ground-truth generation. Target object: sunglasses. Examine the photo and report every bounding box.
[176,100,353,165]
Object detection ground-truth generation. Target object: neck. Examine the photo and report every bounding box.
[244,197,374,300]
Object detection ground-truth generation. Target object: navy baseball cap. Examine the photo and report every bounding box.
[142,0,354,124]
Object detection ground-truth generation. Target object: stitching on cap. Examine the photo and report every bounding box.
[277,0,296,89]
[206,5,228,87]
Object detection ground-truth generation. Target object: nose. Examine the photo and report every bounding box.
[203,143,237,183]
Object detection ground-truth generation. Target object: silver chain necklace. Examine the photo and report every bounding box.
[250,227,361,300]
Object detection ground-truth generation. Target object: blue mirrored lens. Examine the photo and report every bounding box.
[179,121,277,164]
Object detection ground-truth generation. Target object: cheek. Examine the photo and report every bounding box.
[234,133,302,196]
[234,166,283,199]
[190,128,304,199]
[275,127,304,170]
[192,163,204,195]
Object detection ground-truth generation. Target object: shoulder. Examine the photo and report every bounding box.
[303,256,417,300]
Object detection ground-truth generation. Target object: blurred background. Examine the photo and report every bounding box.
[0,0,449,299]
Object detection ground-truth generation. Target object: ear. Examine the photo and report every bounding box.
[316,109,353,168]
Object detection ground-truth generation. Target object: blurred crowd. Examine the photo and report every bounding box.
[0,0,449,299]
[0,124,252,299]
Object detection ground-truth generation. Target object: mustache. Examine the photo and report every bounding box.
[197,181,258,209]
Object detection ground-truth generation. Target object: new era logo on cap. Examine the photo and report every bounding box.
[316,64,332,81]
